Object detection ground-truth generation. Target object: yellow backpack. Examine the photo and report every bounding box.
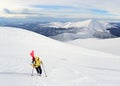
[33,57,42,68]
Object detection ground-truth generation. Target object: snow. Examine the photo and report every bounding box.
[43,19,113,29]
[0,26,120,86]
[48,19,114,41]
[68,38,120,56]
[43,19,113,31]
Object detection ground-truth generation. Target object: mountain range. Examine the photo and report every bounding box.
[44,19,115,41]
[0,19,120,41]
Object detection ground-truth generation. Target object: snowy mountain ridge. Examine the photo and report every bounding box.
[1,19,116,41]
[43,19,113,29]
[45,20,114,41]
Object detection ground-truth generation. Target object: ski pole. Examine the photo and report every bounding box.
[42,62,47,77]
[31,67,34,76]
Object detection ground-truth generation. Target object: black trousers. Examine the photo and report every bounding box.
[35,66,42,74]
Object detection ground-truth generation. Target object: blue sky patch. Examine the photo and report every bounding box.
[32,5,76,10]
[90,8,110,15]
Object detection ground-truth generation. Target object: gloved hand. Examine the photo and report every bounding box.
[32,60,35,63]
[31,64,36,67]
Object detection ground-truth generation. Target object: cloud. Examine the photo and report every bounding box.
[32,5,76,10]
[0,0,120,19]
[3,8,12,14]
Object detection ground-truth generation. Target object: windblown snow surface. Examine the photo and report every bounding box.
[0,27,120,86]
[68,38,120,56]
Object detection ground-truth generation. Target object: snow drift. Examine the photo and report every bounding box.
[0,27,120,86]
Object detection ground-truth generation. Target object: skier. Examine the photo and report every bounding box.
[32,56,42,75]
[30,50,47,77]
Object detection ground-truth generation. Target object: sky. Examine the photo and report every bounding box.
[0,0,120,21]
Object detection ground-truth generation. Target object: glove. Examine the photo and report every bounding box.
[31,64,36,67]
[32,60,35,63]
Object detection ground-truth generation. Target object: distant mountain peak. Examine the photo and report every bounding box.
[46,20,114,41]
[43,19,106,29]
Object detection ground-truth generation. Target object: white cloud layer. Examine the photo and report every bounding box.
[0,0,120,19]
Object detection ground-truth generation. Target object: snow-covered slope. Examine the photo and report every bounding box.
[45,20,114,41]
[0,27,120,86]
[68,38,120,56]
